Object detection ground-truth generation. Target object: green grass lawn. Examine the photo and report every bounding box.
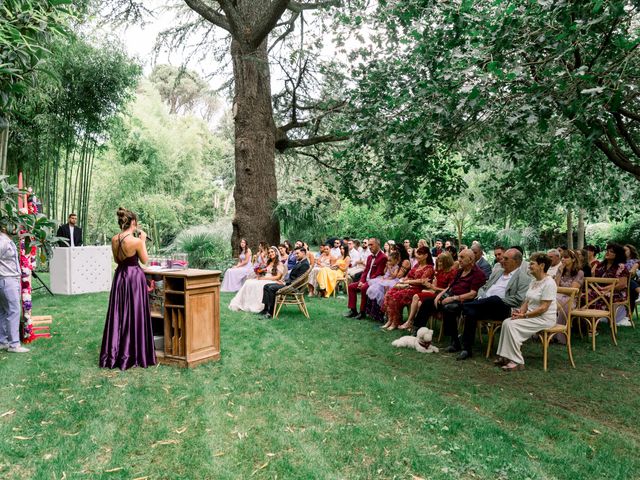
[2,278,640,479]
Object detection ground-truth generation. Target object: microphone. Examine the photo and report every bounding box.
[135,229,153,243]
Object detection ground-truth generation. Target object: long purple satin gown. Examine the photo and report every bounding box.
[99,241,157,370]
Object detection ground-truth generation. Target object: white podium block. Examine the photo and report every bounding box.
[50,246,113,295]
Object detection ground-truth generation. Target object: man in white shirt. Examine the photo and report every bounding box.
[0,229,30,353]
[546,249,561,279]
[330,238,342,259]
[347,239,362,277]
[457,248,531,360]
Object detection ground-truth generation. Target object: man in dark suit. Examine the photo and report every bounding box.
[56,213,83,247]
[431,239,443,258]
[344,238,387,320]
[261,247,310,318]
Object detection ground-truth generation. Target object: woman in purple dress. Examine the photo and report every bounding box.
[221,239,253,292]
[100,208,156,370]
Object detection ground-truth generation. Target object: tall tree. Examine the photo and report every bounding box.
[109,0,347,248]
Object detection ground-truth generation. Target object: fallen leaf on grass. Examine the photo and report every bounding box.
[104,467,123,473]
[13,436,33,440]
[113,384,127,388]
[225,412,235,419]
[175,427,187,434]
[213,452,225,457]
[43,454,53,460]
[152,439,179,447]
[412,476,426,480]
[266,453,275,457]
[62,432,80,436]
[251,462,269,476]
[1,409,16,418]
[592,429,602,435]
[131,477,148,480]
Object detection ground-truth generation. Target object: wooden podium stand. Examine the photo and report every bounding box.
[145,269,221,368]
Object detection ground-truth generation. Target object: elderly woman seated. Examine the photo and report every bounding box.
[412,248,486,350]
[494,252,557,371]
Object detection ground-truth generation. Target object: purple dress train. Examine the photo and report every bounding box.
[99,245,157,370]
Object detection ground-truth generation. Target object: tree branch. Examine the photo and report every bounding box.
[296,149,349,173]
[275,134,348,152]
[618,107,640,123]
[613,113,640,158]
[249,0,291,49]
[287,1,341,13]
[216,0,247,42]
[182,0,231,32]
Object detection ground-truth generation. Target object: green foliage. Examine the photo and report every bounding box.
[89,80,234,247]
[167,224,232,270]
[0,0,76,113]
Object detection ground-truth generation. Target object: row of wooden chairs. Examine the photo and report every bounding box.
[439,277,634,371]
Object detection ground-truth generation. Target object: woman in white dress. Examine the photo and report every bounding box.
[229,246,285,313]
[495,252,558,371]
[221,238,253,292]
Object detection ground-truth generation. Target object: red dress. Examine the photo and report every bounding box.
[416,268,458,301]
[383,264,434,324]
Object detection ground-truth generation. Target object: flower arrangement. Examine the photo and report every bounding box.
[19,191,38,343]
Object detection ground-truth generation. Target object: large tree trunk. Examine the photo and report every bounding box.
[566,209,573,249]
[577,208,585,249]
[230,38,280,251]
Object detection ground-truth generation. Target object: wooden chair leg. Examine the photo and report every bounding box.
[610,312,618,346]
[485,326,494,359]
[437,317,444,342]
[274,298,284,319]
[591,319,597,351]
[567,330,575,368]
[542,331,549,372]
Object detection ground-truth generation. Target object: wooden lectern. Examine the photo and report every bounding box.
[146,269,221,368]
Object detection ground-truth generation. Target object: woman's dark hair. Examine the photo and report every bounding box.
[586,244,600,254]
[416,246,434,265]
[625,244,638,260]
[561,249,580,277]
[530,252,552,273]
[117,207,137,230]
[279,243,290,254]
[340,244,348,259]
[445,245,458,261]
[395,243,410,263]
[238,238,248,256]
[284,240,293,251]
[605,242,626,267]
[267,246,280,276]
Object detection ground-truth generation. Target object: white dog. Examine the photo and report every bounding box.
[391,327,439,353]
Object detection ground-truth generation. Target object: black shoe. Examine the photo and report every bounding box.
[456,350,471,361]
[355,312,367,320]
[263,313,272,319]
[344,309,358,318]
[258,309,267,315]
[444,344,461,353]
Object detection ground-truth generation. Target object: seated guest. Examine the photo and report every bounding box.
[382,246,434,330]
[624,244,640,304]
[248,241,269,279]
[471,243,492,279]
[546,249,562,279]
[344,238,387,320]
[592,242,631,326]
[555,249,585,344]
[278,244,290,266]
[445,240,452,249]
[285,244,298,279]
[260,247,311,318]
[399,252,458,331]
[492,245,505,272]
[367,245,412,321]
[303,242,315,266]
[317,244,350,297]
[229,246,285,312]
[347,239,363,278]
[456,248,531,360]
[403,239,413,256]
[417,239,427,249]
[577,248,592,280]
[586,244,600,273]
[366,251,402,309]
[495,253,557,371]
[221,238,253,292]
[431,239,444,258]
[446,245,459,268]
[330,238,342,259]
[413,249,486,351]
[308,245,333,296]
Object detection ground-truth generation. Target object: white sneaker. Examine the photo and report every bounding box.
[7,345,29,353]
[617,318,632,327]
[0,344,9,350]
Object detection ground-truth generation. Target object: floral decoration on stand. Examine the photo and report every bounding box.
[19,190,38,343]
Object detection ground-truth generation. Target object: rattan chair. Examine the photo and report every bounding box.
[571,277,617,351]
[274,269,311,319]
[539,287,579,371]
[332,273,349,297]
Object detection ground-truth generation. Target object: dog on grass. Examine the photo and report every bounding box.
[391,327,439,353]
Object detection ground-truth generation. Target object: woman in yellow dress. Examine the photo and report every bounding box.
[317,244,350,297]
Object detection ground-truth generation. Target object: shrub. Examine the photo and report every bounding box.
[167,224,233,271]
